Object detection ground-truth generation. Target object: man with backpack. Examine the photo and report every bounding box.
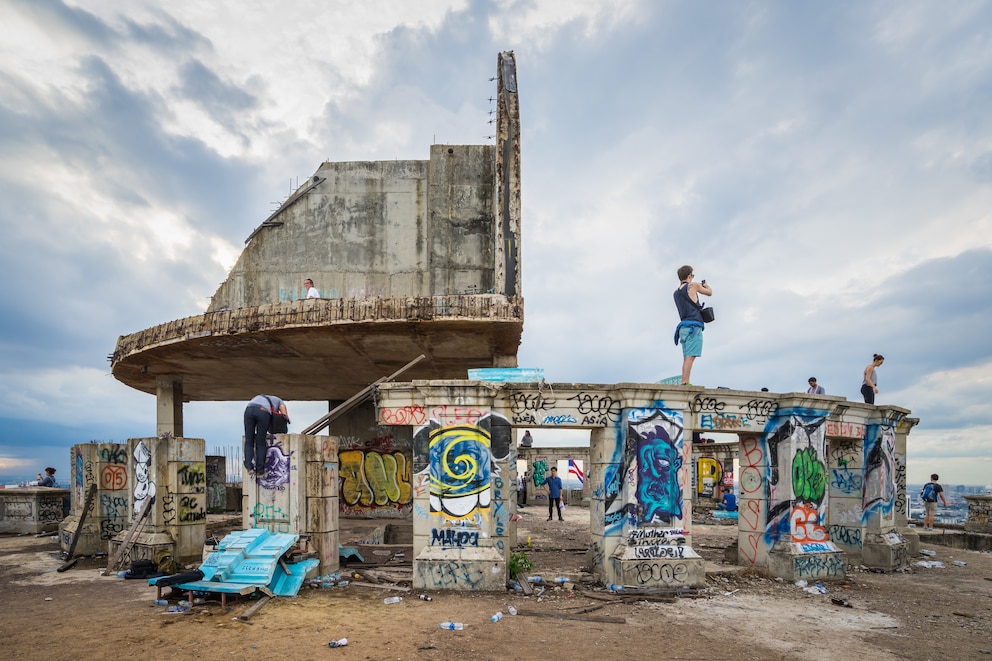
[920,473,948,531]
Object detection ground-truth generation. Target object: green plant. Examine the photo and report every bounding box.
[508,551,533,575]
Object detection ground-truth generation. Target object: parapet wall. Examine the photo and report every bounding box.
[209,145,500,312]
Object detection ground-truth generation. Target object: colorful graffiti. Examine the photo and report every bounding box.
[628,407,684,526]
[696,457,723,496]
[339,449,412,509]
[531,459,549,487]
[428,424,492,519]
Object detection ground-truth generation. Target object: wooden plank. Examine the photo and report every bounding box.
[238,596,270,621]
[58,483,97,572]
[104,496,153,575]
[302,354,425,434]
[514,609,625,624]
[347,581,410,592]
[515,572,533,596]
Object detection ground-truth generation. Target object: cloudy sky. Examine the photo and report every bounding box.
[1,0,990,487]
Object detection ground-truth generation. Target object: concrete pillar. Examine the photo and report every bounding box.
[761,407,848,581]
[410,391,508,591]
[205,455,227,512]
[108,436,206,565]
[156,376,184,438]
[894,416,920,553]
[859,410,911,570]
[825,416,868,563]
[242,433,339,572]
[608,405,705,588]
[589,426,622,584]
[59,443,129,556]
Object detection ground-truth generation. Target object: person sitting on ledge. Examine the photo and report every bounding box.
[718,492,737,512]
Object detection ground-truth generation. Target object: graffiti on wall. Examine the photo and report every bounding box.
[256,438,294,491]
[410,412,511,524]
[696,457,723,496]
[628,407,685,526]
[862,425,896,517]
[339,449,412,513]
[133,441,156,518]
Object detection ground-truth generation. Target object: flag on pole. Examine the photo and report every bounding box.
[568,459,584,484]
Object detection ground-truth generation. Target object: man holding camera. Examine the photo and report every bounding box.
[673,265,712,386]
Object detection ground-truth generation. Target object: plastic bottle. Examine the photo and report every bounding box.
[193,597,206,605]
[178,600,191,608]
[115,570,128,578]
[438,622,464,630]
[607,584,624,592]
[553,577,572,584]
[153,599,168,606]
[328,638,348,648]
[491,611,503,623]
[507,605,517,615]
[337,580,350,587]
[383,596,402,604]
[526,576,543,583]
[419,594,432,601]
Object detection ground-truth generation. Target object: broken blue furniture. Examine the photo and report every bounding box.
[149,528,318,608]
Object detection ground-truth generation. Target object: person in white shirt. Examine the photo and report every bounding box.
[304,278,319,299]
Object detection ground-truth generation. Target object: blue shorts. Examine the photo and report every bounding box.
[679,326,703,357]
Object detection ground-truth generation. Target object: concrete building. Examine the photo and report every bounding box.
[106,51,523,566]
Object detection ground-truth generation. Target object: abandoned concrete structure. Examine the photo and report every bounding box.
[97,51,921,589]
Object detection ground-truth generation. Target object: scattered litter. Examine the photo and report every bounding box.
[915,561,945,569]
[328,638,348,647]
[491,611,503,623]
[508,606,517,615]
[383,596,402,604]
[919,549,937,557]
[723,589,740,596]
[803,584,828,595]
[831,598,852,608]
[419,594,432,601]
[952,560,967,567]
[794,580,808,588]
[438,622,464,630]
[44,597,53,601]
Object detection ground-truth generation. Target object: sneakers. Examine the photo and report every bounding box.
[547,517,552,521]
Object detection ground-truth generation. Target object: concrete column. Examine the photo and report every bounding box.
[894,416,920,553]
[411,390,506,591]
[824,416,869,564]
[108,436,206,565]
[608,405,704,588]
[762,407,848,581]
[859,410,912,570]
[588,426,621,584]
[156,376,184,438]
[59,443,129,556]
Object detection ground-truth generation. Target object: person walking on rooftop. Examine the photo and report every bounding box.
[920,473,948,531]
[861,354,884,404]
[673,265,712,385]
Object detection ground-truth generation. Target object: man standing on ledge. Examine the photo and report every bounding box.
[673,265,712,385]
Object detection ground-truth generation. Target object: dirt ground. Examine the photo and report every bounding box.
[2,505,991,661]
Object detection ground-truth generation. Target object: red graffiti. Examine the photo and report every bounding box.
[741,534,760,564]
[790,502,828,544]
[740,435,763,467]
[739,499,761,531]
[100,465,127,490]
[380,405,427,426]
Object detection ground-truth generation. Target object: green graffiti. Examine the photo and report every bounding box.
[793,447,826,504]
[531,459,549,486]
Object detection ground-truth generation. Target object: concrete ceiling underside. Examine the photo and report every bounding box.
[111,297,523,402]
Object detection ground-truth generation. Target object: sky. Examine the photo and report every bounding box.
[1,0,990,487]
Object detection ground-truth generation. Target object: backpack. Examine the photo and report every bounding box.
[920,482,938,503]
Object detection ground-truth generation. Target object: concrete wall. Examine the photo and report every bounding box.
[375,382,918,585]
[59,443,130,555]
[0,488,68,534]
[208,145,498,311]
[329,400,414,520]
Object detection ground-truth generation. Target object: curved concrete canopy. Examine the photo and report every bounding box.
[111,295,523,401]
